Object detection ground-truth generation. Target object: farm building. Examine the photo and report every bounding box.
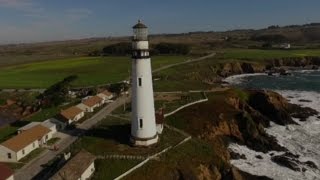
[97,90,114,103]
[76,96,104,112]
[0,163,14,180]
[0,125,52,162]
[50,150,96,180]
[60,106,85,124]
[17,118,62,134]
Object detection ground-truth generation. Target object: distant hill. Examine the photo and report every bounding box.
[0,23,319,66]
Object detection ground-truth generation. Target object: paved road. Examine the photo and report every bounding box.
[14,95,129,180]
[14,53,216,179]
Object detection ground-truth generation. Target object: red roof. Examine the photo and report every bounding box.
[0,163,13,179]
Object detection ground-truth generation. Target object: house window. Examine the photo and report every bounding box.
[7,153,11,159]
[22,149,25,155]
[139,119,143,128]
[45,135,48,140]
[138,78,142,87]
[33,143,35,148]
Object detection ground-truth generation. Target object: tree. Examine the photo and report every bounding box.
[38,75,78,107]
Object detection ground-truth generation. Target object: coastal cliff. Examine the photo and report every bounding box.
[165,88,318,180]
[216,56,320,77]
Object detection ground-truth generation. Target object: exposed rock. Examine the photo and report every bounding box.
[248,90,296,125]
[303,161,318,169]
[217,62,265,77]
[230,151,246,160]
[209,165,222,180]
[271,155,300,171]
[298,99,312,103]
[289,104,318,121]
[197,164,215,180]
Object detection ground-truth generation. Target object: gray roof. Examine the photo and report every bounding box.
[18,119,56,132]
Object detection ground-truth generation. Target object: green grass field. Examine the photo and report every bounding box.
[221,48,320,60]
[0,56,189,89]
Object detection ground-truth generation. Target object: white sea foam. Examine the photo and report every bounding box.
[229,90,320,180]
[224,73,266,85]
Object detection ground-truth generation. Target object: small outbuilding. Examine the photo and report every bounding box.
[50,150,96,180]
[77,96,104,112]
[0,125,52,162]
[155,108,165,134]
[0,163,14,180]
[60,106,85,124]
[97,90,114,103]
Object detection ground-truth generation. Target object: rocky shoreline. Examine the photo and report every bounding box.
[169,57,320,179]
[211,56,320,179]
[216,56,320,78]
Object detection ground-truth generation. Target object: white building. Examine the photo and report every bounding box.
[280,43,291,49]
[0,125,52,162]
[97,90,114,103]
[18,118,61,134]
[0,163,14,180]
[76,96,104,112]
[50,150,96,180]
[60,106,85,124]
[130,20,158,146]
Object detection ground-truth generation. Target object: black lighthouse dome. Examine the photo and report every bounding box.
[133,20,148,29]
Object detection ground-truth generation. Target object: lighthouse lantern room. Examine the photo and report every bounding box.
[130,20,159,146]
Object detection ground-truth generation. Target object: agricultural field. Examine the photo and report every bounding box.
[0,56,189,89]
[220,48,320,60]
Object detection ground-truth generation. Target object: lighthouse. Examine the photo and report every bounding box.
[130,20,158,146]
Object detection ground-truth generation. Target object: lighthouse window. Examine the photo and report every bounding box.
[139,119,143,128]
[138,78,142,86]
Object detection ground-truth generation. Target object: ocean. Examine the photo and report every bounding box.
[225,70,320,180]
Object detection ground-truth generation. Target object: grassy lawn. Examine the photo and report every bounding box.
[125,138,222,180]
[46,137,61,146]
[69,116,185,156]
[0,125,18,143]
[26,106,60,122]
[92,159,141,180]
[20,148,45,164]
[220,48,320,60]
[155,92,206,113]
[0,56,189,89]
[4,162,24,170]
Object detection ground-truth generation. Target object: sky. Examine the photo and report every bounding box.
[0,0,319,44]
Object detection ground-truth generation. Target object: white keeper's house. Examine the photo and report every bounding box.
[76,96,104,112]
[97,90,114,103]
[0,125,52,162]
[60,106,85,124]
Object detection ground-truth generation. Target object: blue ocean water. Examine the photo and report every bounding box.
[226,70,320,179]
[230,70,320,92]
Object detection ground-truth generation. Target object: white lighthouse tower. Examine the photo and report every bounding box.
[130,20,158,146]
